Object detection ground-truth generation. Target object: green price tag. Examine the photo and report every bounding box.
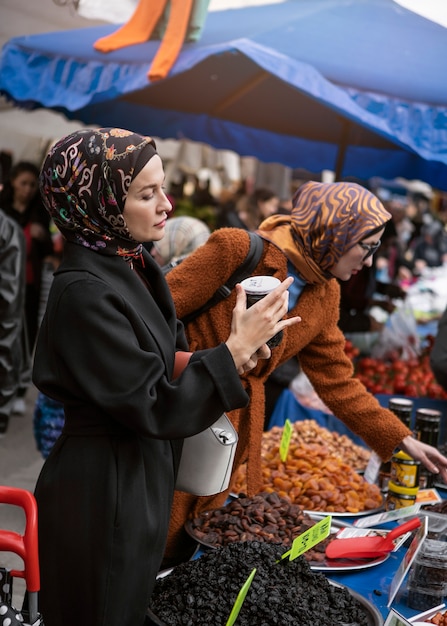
[279,419,293,462]
[226,567,257,626]
[282,515,332,562]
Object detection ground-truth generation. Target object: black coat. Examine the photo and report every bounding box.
[32,242,248,626]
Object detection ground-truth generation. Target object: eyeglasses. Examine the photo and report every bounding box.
[358,240,381,260]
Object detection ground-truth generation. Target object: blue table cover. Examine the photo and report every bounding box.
[268,390,447,449]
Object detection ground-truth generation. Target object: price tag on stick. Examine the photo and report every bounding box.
[226,567,257,626]
[282,515,332,562]
[279,419,293,462]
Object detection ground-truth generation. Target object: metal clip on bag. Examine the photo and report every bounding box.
[175,413,238,496]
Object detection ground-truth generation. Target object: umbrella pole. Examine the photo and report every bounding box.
[334,118,350,181]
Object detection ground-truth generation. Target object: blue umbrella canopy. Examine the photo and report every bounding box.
[1,0,447,187]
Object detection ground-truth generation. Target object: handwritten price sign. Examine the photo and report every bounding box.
[282,515,332,562]
[279,419,293,462]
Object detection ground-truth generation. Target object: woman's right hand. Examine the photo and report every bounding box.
[225,277,301,371]
[236,344,271,375]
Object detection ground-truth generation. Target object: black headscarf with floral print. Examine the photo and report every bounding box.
[39,127,157,262]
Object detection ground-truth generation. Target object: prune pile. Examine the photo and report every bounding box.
[148,541,371,626]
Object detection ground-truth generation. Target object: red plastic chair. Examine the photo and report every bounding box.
[0,486,40,624]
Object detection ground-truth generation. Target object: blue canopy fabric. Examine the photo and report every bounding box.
[1,0,447,188]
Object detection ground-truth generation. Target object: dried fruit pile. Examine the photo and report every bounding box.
[231,421,382,514]
[149,541,372,626]
[188,492,332,562]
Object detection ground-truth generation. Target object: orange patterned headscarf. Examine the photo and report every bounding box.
[256,181,391,285]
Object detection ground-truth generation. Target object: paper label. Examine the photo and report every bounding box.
[416,487,442,505]
[364,450,382,484]
[353,503,421,528]
[279,419,292,462]
[282,515,332,561]
[335,527,409,552]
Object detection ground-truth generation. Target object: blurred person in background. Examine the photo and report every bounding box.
[408,219,447,274]
[0,161,54,413]
[216,186,279,231]
[236,187,280,231]
[0,150,13,189]
[338,220,408,335]
[215,182,251,230]
[149,215,210,272]
[384,196,414,255]
[0,208,27,435]
[430,305,447,393]
[407,191,435,242]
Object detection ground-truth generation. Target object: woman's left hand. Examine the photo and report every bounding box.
[400,435,447,484]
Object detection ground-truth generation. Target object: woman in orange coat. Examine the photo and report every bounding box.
[164,181,447,565]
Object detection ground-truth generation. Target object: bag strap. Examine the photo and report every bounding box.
[181,231,264,326]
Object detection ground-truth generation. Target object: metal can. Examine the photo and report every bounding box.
[415,408,442,488]
[388,397,414,428]
[385,480,419,511]
[390,450,420,488]
[415,408,441,447]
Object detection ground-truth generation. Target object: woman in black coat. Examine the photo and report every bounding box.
[33,128,300,626]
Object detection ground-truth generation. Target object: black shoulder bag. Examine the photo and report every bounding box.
[180,231,264,326]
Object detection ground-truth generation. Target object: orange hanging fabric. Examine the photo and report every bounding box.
[93,0,197,81]
[93,0,167,52]
[148,0,194,81]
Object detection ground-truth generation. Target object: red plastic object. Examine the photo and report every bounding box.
[0,486,40,592]
[325,516,422,560]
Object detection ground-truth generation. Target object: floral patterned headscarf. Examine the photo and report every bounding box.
[257,181,391,284]
[39,127,158,262]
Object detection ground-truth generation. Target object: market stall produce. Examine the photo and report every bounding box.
[148,541,382,625]
[262,419,371,471]
[231,421,383,514]
[186,491,332,562]
[352,337,447,399]
[420,610,447,625]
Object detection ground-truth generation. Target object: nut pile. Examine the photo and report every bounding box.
[188,492,332,562]
[231,438,382,514]
[149,541,372,626]
[264,420,371,471]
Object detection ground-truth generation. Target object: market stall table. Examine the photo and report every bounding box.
[185,488,447,624]
[325,487,447,623]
